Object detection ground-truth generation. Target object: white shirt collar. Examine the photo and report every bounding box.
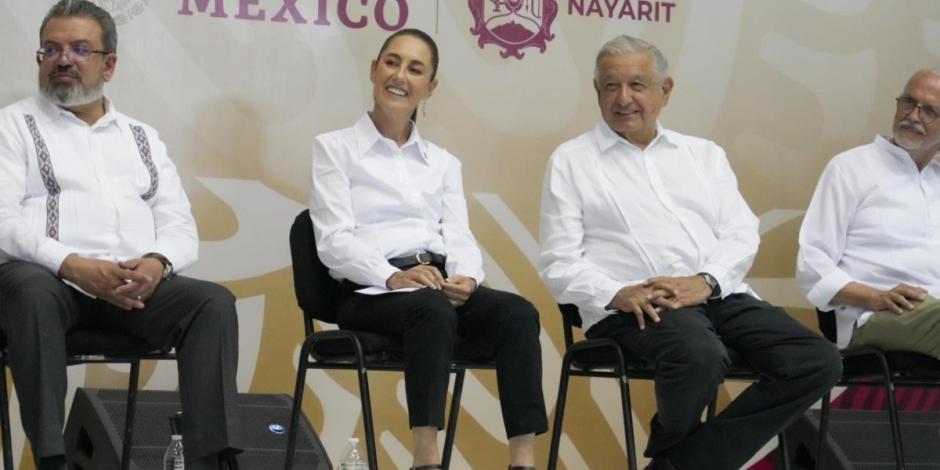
[353,112,430,163]
[875,134,940,172]
[34,93,120,130]
[593,119,676,153]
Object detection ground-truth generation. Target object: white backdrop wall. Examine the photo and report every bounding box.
[1,1,938,468]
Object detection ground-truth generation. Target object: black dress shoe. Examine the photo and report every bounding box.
[644,457,677,470]
[38,455,66,470]
[220,450,241,470]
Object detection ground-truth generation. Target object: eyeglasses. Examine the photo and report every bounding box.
[896,96,939,124]
[36,45,111,63]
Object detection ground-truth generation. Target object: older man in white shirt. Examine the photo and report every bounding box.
[0,2,240,469]
[798,68,940,356]
[538,35,841,470]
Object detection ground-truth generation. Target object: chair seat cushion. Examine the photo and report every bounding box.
[311,330,494,364]
[66,329,168,356]
[570,344,648,372]
[571,342,755,377]
[842,349,940,379]
[2,328,168,357]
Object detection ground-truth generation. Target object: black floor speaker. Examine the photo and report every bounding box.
[64,388,330,470]
[784,409,940,470]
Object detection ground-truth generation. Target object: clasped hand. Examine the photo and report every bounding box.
[58,254,165,310]
[607,275,712,330]
[386,265,477,307]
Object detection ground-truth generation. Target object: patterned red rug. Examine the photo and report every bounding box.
[747,386,940,468]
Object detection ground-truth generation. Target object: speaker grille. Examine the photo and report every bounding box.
[66,388,329,470]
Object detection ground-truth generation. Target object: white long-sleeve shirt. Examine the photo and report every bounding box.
[0,95,198,275]
[539,121,759,332]
[797,135,940,347]
[309,113,485,289]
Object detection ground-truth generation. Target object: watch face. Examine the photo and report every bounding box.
[700,273,718,295]
[416,251,432,265]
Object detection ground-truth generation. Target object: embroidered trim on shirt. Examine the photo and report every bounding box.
[24,115,61,240]
[130,124,159,200]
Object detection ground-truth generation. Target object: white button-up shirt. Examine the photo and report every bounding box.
[539,121,759,332]
[0,95,198,275]
[797,135,940,347]
[309,113,485,289]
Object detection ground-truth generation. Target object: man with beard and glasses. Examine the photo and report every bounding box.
[798,68,940,358]
[0,1,242,469]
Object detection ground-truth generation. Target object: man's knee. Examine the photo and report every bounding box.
[802,337,843,388]
[1,263,65,308]
[201,281,236,308]
[655,330,730,381]
[498,294,541,334]
[197,281,237,325]
[0,264,70,332]
[405,289,458,333]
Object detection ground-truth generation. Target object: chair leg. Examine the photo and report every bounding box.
[0,361,12,470]
[284,341,312,470]
[547,353,574,470]
[885,382,905,470]
[121,360,141,470]
[816,392,830,470]
[357,365,378,470]
[442,369,465,470]
[706,391,717,420]
[869,352,906,470]
[777,430,790,470]
[619,371,637,470]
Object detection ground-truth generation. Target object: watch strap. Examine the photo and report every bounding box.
[143,252,173,281]
[698,272,721,299]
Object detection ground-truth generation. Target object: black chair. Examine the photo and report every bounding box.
[815,309,940,470]
[284,209,496,470]
[0,329,176,470]
[547,304,791,470]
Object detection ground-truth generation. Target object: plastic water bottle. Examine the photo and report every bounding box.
[337,437,368,469]
[163,412,185,470]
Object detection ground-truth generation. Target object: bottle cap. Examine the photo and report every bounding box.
[169,411,183,435]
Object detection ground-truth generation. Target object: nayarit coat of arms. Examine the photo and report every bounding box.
[469,0,558,59]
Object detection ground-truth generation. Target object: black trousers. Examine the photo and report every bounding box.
[0,261,242,465]
[587,294,841,470]
[337,285,548,438]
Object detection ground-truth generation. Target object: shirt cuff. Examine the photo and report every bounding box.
[592,278,631,312]
[446,259,485,287]
[148,241,197,272]
[457,269,485,287]
[37,239,74,275]
[370,263,401,289]
[699,263,731,299]
[807,269,855,310]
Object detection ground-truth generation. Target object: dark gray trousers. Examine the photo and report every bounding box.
[587,293,842,470]
[337,286,549,438]
[0,261,241,466]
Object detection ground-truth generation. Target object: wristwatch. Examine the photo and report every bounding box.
[698,272,721,299]
[143,252,173,281]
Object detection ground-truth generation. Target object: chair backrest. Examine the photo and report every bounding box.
[815,309,838,344]
[289,209,343,329]
[557,303,582,348]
